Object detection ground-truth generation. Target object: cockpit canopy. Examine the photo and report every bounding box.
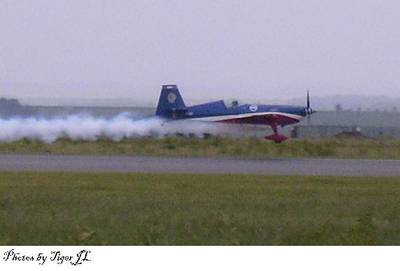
[223,99,241,108]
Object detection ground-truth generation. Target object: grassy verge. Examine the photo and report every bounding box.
[1,172,400,245]
[0,137,400,159]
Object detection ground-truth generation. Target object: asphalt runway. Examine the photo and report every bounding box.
[0,154,400,176]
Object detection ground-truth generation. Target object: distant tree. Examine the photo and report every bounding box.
[392,106,398,113]
[334,104,343,112]
[0,98,21,107]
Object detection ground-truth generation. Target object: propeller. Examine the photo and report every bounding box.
[305,90,315,124]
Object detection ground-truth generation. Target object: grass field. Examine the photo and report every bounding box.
[1,172,400,245]
[0,137,400,159]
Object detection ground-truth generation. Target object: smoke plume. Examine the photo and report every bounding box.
[0,113,225,143]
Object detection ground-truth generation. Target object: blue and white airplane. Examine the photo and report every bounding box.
[155,85,315,142]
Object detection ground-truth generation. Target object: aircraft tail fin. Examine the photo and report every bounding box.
[155,85,187,118]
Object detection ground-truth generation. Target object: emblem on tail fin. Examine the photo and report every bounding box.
[167,93,177,103]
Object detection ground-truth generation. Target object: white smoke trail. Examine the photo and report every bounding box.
[0,113,227,143]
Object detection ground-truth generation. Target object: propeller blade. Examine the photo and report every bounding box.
[306,90,312,125]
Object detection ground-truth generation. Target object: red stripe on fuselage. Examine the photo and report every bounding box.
[217,113,300,126]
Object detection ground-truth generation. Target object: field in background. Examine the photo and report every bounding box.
[0,137,400,159]
[1,172,400,245]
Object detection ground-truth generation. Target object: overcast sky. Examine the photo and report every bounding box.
[1,0,399,103]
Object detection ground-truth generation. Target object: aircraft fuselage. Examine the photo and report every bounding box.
[185,101,307,127]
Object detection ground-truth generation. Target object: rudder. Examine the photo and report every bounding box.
[155,85,187,118]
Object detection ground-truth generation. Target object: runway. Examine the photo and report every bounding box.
[0,154,400,176]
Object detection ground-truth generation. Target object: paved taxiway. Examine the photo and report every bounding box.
[0,154,399,176]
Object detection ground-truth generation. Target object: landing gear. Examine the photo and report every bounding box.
[264,124,288,143]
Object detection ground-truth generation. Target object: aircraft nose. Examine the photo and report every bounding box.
[304,107,316,115]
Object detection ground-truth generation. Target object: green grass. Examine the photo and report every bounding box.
[1,172,400,245]
[0,137,400,159]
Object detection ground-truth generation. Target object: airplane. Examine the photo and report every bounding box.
[155,85,315,142]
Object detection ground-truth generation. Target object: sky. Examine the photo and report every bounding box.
[1,0,400,104]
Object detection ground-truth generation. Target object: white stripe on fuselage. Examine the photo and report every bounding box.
[189,111,304,122]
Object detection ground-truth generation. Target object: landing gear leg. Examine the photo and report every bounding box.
[264,124,288,143]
